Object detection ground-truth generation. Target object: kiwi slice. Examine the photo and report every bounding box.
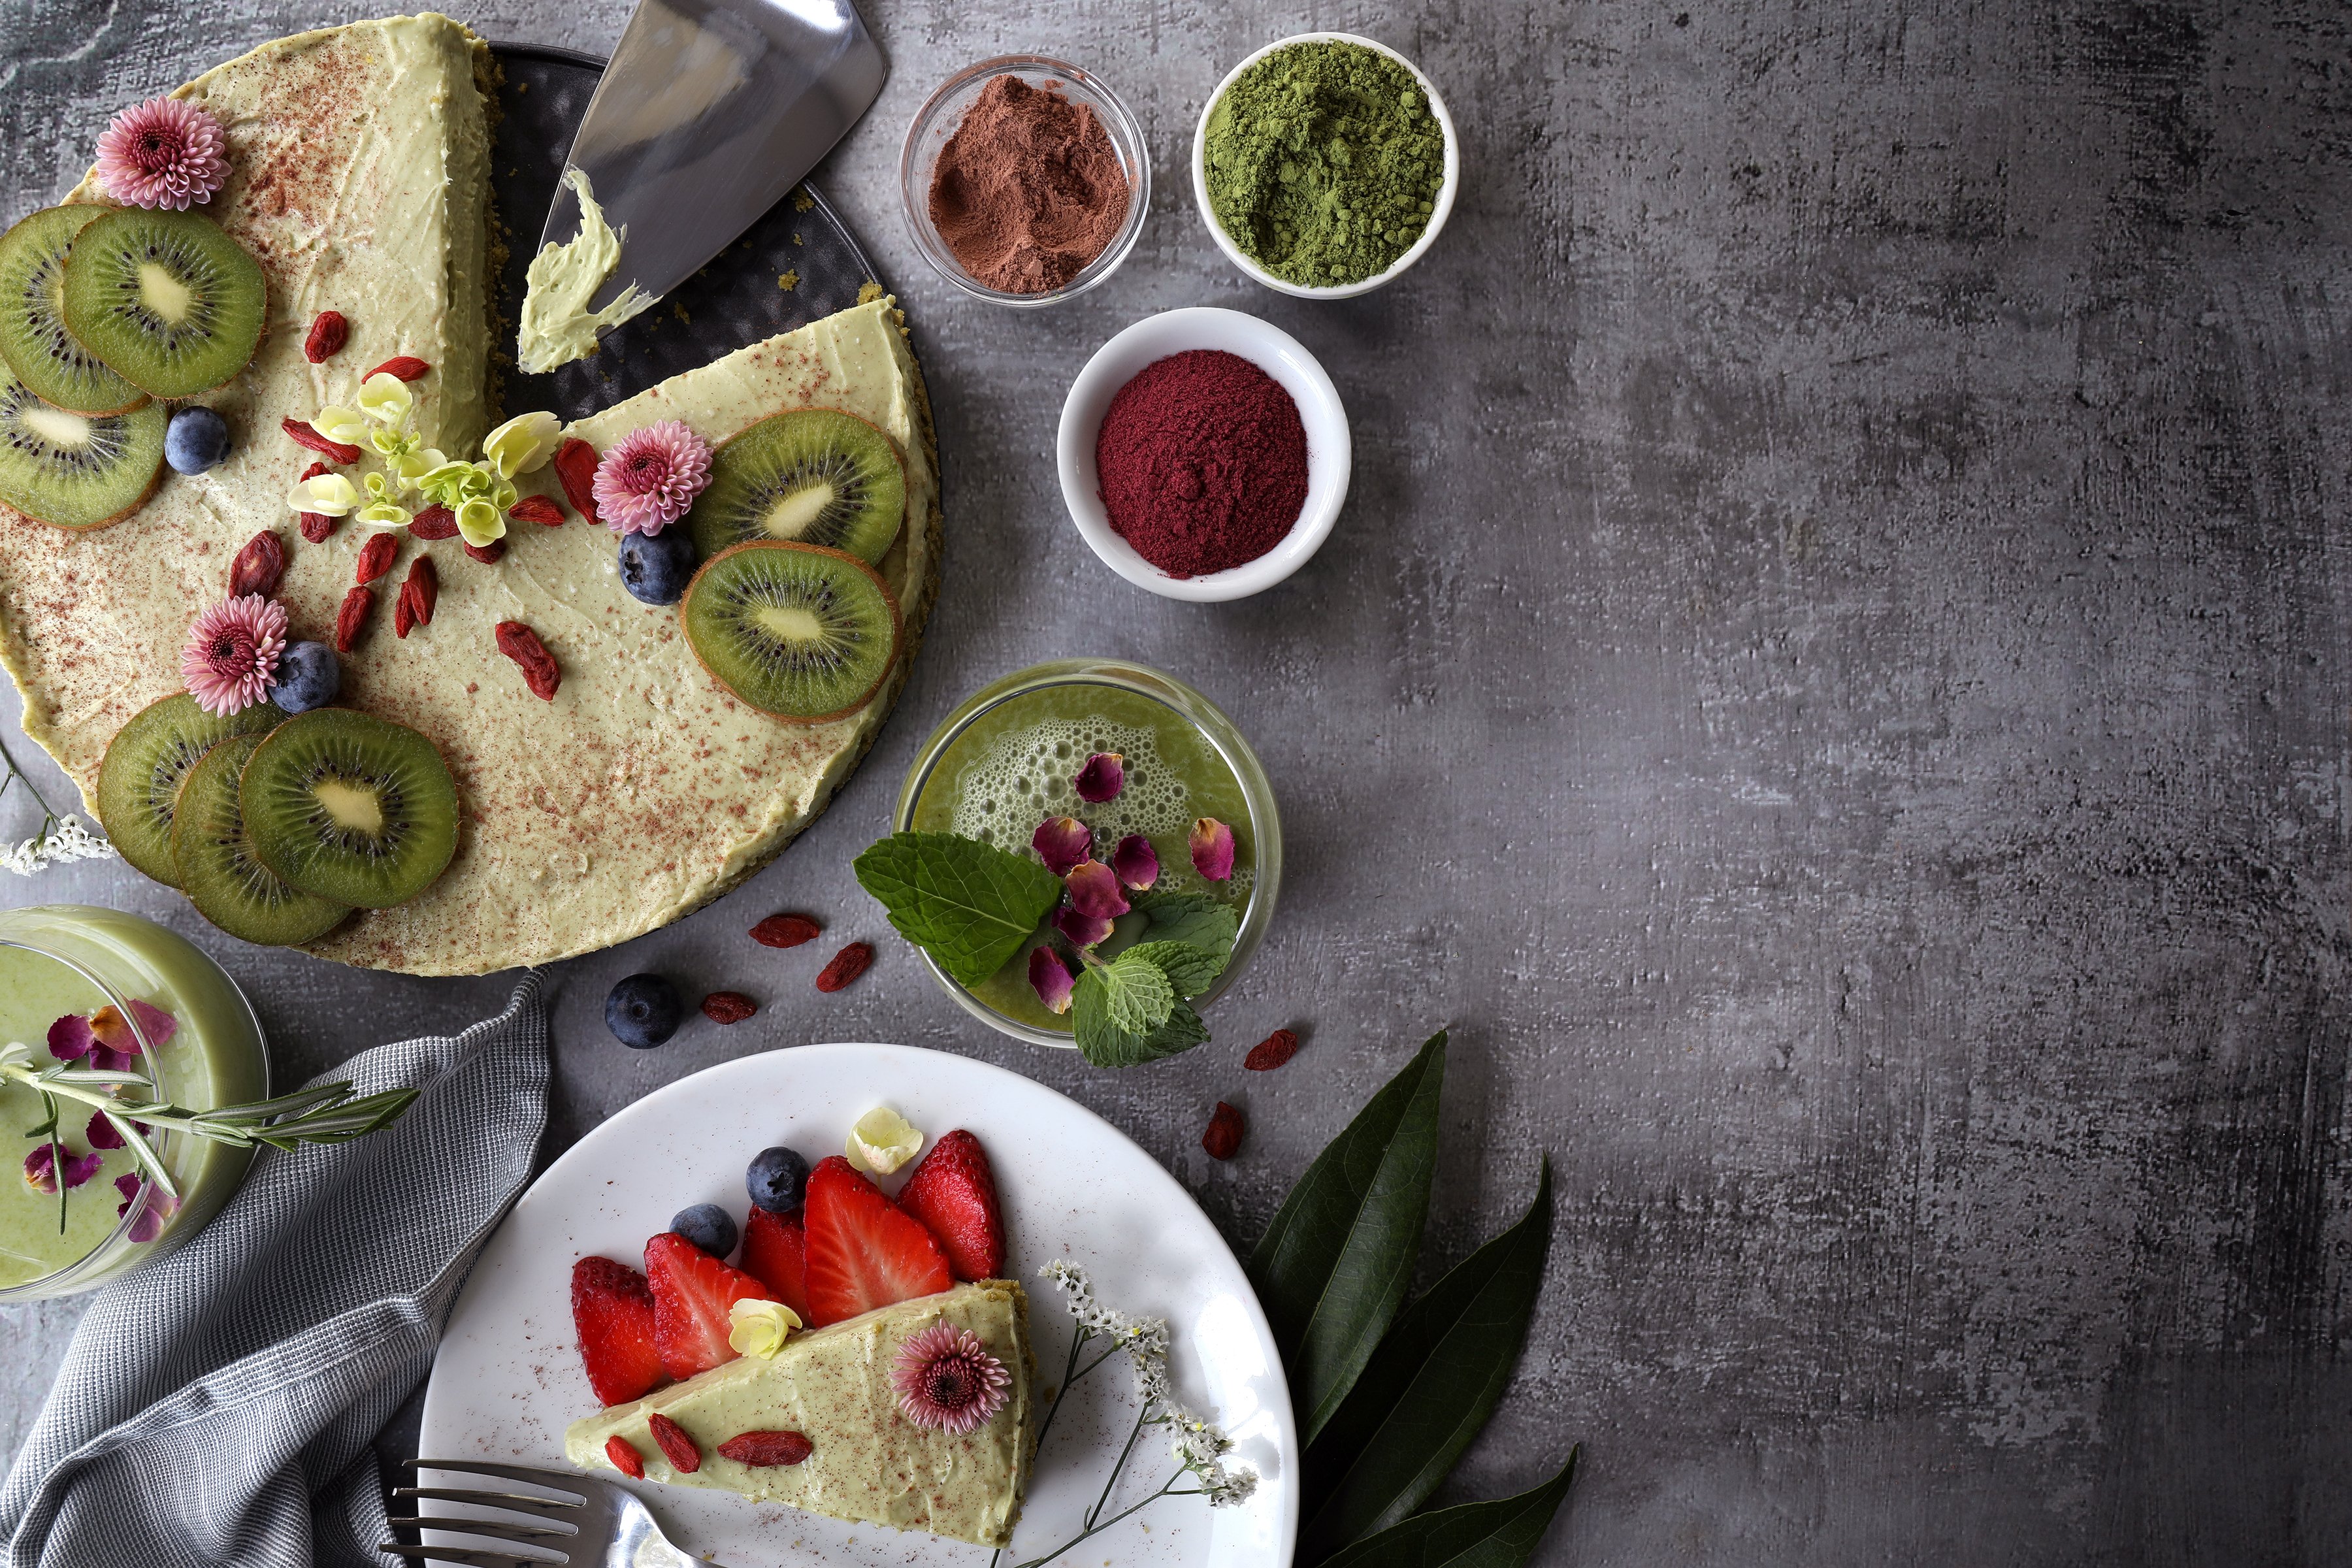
[96,693,284,887]
[0,357,166,529]
[170,733,350,946]
[683,541,902,723]
[0,207,146,415]
[240,710,460,908]
[59,207,265,399]
[685,409,906,566]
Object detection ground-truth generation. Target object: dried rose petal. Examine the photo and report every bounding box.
[1189,817,1235,881]
[47,1013,95,1062]
[1028,947,1077,1013]
[1053,906,1115,949]
[120,1178,178,1242]
[86,1111,125,1150]
[1111,833,1159,890]
[1032,816,1091,876]
[24,1145,104,1194]
[1064,859,1130,921]
[1073,752,1124,803]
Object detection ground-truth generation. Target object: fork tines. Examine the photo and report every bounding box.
[382,1458,588,1566]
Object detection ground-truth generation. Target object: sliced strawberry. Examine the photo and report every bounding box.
[803,1155,953,1326]
[571,1256,664,1406]
[645,1230,768,1380]
[896,1129,1005,1282]
[741,1205,813,1324]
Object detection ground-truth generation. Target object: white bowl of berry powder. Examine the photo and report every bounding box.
[1057,306,1350,602]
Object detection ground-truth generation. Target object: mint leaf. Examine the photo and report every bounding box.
[1078,990,1209,1068]
[1073,947,1217,1067]
[1120,939,1223,998]
[853,832,1064,987]
[1135,892,1239,965]
[1081,948,1176,1035]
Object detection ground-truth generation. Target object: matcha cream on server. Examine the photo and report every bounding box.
[517,167,657,373]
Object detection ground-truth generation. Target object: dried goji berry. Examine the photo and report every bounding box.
[717,1430,811,1467]
[364,355,430,382]
[463,538,506,564]
[553,437,600,524]
[281,417,361,464]
[300,512,335,544]
[302,310,348,363]
[395,556,436,638]
[1201,1102,1244,1160]
[334,585,373,654]
[604,1434,645,1479]
[814,941,874,993]
[1243,1030,1299,1071]
[646,1412,699,1473]
[408,504,458,540]
[751,913,821,949]
[228,530,286,598]
[355,531,396,584]
[701,990,757,1024]
[496,621,559,700]
[508,494,564,527]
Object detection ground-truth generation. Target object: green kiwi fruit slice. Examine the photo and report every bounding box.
[240,710,460,908]
[685,408,906,566]
[59,207,265,399]
[0,207,146,415]
[96,693,284,887]
[170,733,350,946]
[682,540,902,723]
[0,357,166,529]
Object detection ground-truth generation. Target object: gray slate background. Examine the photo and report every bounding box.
[3,1,2348,1563]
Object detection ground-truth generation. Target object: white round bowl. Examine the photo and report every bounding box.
[1056,306,1350,602]
[1192,33,1460,300]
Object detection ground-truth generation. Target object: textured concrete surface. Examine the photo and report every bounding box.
[3,1,2350,1563]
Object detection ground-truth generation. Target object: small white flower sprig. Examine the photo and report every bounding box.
[0,733,113,876]
[994,1262,1258,1568]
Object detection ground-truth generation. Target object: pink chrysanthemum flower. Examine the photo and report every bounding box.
[181,595,287,715]
[593,420,712,536]
[95,97,231,210]
[890,1324,1011,1434]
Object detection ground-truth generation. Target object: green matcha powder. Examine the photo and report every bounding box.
[1203,40,1446,287]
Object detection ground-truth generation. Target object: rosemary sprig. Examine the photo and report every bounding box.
[0,1041,417,1231]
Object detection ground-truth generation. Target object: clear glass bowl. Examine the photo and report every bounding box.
[899,55,1151,308]
[896,659,1282,1047]
[0,906,268,1301]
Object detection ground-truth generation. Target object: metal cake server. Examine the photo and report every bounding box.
[540,0,887,316]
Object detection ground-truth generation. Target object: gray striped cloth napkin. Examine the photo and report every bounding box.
[0,972,549,1568]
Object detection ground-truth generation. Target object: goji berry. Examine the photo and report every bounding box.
[281,417,360,463]
[395,556,436,638]
[364,355,430,382]
[1244,1030,1299,1071]
[496,621,559,700]
[1201,1102,1245,1160]
[302,310,348,363]
[508,494,564,527]
[228,530,286,598]
[463,538,506,564]
[750,913,821,948]
[604,1435,645,1478]
[553,437,600,524]
[717,1430,811,1466]
[646,1412,699,1473]
[815,942,873,993]
[334,585,373,654]
[701,991,757,1024]
[408,504,458,540]
[355,532,397,584]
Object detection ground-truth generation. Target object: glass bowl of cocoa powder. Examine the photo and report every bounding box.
[900,56,1151,307]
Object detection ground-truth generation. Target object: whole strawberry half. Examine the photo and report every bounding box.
[740,1205,813,1324]
[571,1256,664,1406]
[645,1230,769,1380]
[896,1129,1005,1282]
[803,1155,952,1326]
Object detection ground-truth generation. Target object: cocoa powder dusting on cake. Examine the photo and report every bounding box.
[927,74,1130,294]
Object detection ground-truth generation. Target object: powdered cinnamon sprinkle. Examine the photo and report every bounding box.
[928,74,1130,295]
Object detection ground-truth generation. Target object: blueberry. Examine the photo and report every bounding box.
[617,529,697,605]
[264,640,340,715]
[605,973,683,1048]
[745,1146,810,1213]
[670,1201,738,1257]
[164,406,231,475]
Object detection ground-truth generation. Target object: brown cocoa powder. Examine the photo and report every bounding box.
[928,73,1130,294]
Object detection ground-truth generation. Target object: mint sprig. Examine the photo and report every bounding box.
[853,832,1064,986]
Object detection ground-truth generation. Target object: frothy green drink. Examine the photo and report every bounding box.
[0,907,267,1296]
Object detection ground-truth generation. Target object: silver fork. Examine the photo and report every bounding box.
[383,1458,735,1568]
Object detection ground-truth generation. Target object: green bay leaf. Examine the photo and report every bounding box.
[851,832,1064,986]
[1315,1449,1576,1568]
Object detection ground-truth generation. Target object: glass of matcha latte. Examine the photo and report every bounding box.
[898,659,1281,1045]
[0,906,269,1299]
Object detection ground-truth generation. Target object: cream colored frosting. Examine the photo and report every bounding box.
[515,167,655,374]
[0,16,941,976]
[564,1282,1035,1548]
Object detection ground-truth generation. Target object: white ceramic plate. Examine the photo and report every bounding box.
[419,1043,1298,1568]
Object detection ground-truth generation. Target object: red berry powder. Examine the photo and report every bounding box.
[1094,350,1310,578]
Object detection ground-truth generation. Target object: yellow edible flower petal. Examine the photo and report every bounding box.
[726,1298,801,1360]
[355,499,412,529]
[455,497,506,549]
[357,372,414,427]
[483,410,561,479]
[845,1105,924,1176]
[312,406,369,446]
[391,446,449,493]
[286,472,357,516]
